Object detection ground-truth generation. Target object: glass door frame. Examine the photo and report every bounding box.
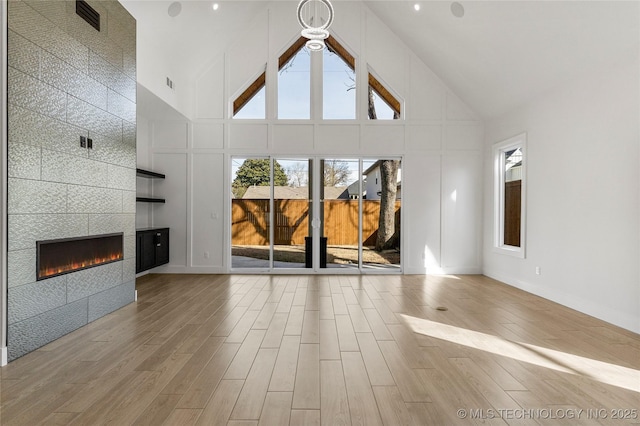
[229,155,403,274]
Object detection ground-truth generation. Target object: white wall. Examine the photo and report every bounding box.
[483,57,640,333]
[139,2,483,275]
[136,32,194,120]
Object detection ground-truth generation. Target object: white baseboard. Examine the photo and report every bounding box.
[134,290,138,302]
[404,266,483,275]
[1,346,7,366]
[484,268,640,335]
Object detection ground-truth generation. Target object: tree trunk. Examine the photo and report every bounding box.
[368,84,400,251]
[367,86,377,120]
[375,159,399,251]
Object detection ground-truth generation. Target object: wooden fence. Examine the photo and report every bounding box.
[232,199,401,246]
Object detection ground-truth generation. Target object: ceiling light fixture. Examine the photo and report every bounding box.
[297,0,334,52]
[212,3,219,11]
[414,4,420,11]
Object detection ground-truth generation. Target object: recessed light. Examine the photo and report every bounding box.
[414,4,420,11]
[212,3,219,11]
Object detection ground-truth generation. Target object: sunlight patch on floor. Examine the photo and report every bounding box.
[401,314,640,393]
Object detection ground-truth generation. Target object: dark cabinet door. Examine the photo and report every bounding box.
[137,232,156,273]
[136,228,170,273]
[154,230,169,266]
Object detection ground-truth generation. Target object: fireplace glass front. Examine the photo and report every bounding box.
[37,233,124,281]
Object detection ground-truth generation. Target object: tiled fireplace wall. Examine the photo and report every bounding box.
[6,0,136,361]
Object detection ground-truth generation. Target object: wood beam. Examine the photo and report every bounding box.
[368,73,401,117]
[233,71,266,116]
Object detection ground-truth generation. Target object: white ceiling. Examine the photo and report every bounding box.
[121,0,640,120]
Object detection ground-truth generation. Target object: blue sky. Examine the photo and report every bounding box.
[234,45,394,120]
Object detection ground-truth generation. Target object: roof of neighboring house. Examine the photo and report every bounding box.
[363,160,381,176]
[242,186,349,200]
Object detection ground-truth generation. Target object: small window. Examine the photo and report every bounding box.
[233,72,266,119]
[278,37,310,119]
[493,133,527,257]
[368,73,400,120]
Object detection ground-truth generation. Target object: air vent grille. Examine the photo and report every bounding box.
[76,0,100,31]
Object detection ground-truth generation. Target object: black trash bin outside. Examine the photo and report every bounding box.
[305,236,327,268]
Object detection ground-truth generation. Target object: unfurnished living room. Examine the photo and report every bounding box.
[0,0,638,424]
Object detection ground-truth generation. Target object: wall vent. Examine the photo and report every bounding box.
[76,0,100,31]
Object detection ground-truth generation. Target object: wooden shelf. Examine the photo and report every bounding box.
[136,197,166,203]
[136,168,165,179]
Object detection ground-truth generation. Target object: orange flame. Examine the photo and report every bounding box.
[40,252,123,279]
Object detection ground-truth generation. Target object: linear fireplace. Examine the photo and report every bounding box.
[36,233,124,281]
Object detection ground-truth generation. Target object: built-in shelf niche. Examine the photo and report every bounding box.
[136,168,165,203]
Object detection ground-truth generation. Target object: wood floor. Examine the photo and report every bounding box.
[1,274,639,425]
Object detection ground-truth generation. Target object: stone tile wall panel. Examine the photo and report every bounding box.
[42,149,109,188]
[123,235,136,260]
[67,185,123,214]
[66,96,123,143]
[67,262,123,303]
[7,249,37,288]
[7,0,136,361]
[88,213,135,237]
[8,299,88,360]
[8,67,67,122]
[89,51,136,102]
[8,143,41,180]
[123,191,137,214]
[107,89,136,123]
[22,0,68,32]
[123,121,137,146]
[122,258,136,283]
[88,133,136,168]
[7,30,40,78]
[8,178,68,214]
[8,214,89,251]
[107,164,136,190]
[9,104,89,157]
[8,1,89,73]
[88,281,135,323]
[8,277,67,324]
[41,50,108,111]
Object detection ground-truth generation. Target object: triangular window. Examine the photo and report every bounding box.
[233,71,266,119]
[323,36,356,119]
[368,73,400,120]
[278,37,310,119]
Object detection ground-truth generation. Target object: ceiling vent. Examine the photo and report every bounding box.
[76,0,100,31]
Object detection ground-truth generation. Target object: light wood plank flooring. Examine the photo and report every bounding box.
[1,274,639,425]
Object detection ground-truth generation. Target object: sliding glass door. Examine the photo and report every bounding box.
[231,157,272,269]
[321,158,360,269]
[273,158,310,269]
[361,159,401,271]
[230,157,401,272]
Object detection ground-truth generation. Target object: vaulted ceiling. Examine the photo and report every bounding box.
[121,0,639,120]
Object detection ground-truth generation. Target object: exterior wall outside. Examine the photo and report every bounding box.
[6,0,136,360]
[363,164,402,200]
[138,2,484,276]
